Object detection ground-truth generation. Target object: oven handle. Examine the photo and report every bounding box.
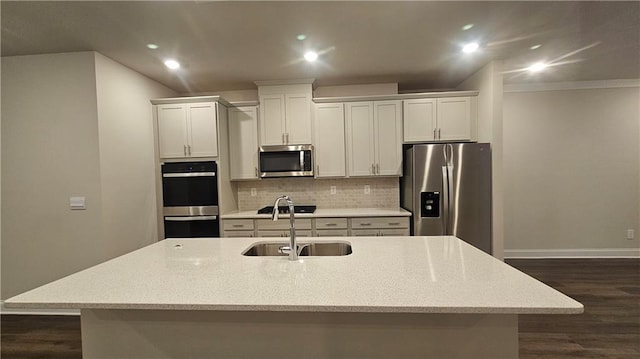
[162,172,216,178]
[165,216,218,221]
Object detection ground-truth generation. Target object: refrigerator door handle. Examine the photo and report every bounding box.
[441,165,449,235]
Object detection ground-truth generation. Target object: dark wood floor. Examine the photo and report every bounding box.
[1,258,638,359]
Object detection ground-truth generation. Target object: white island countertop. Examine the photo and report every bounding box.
[5,236,583,314]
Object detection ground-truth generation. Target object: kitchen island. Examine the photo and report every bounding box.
[5,236,582,358]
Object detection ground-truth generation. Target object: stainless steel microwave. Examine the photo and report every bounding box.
[259,145,314,178]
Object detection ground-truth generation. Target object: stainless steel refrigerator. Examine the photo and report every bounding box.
[400,143,492,254]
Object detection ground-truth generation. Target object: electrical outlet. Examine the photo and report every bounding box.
[330,186,337,195]
[627,229,635,240]
[364,185,370,194]
[250,188,257,197]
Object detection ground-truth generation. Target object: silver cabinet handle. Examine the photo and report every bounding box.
[183,145,187,156]
[438,128,441,139]
[376,163,379,174]
[286,133,289,144]
[165,215,217,221]
[326,223,337,227]
[232,224,244,228]
[316,165,319,175]
[255,167,258,177]
[371,164,375,174]
[433,128,437,140]
[188,145,191,156]
[282,133,285,144]
[389,222,400,226]
[360,223,372,226]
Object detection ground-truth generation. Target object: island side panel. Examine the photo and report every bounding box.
[81,309,518,358]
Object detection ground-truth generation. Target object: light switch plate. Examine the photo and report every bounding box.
[364,185,370,194]
[70,196,86,210]
[250,188,257,197]
[330,186,337,195]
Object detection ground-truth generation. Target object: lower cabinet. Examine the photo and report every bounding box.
[221,216,409,238]
[255,219,313,238]
[350,217,410,236]
[221,219,255,238]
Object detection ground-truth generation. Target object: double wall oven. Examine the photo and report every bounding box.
[161,161,219,238]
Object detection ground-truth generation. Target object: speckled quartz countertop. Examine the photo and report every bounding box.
[5,236,582,314]
[221,207,411,219]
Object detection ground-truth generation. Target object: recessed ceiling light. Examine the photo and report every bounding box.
[462,24,474,31]
[164,59,180,70]
[304,51,318,62]
[527,62,547,72]
[146,43,159,50]
[462,42,479,53]
[530,44,542,50]
[297,34,307,41]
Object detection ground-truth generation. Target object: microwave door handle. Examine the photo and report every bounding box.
[300,151,304,170]
[165,216,218,221]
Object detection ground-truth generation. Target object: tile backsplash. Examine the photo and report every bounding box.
[237,177,400,210]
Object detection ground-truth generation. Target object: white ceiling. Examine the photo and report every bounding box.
[2,1,639,94]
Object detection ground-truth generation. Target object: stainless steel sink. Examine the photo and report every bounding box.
[242,241,352,257]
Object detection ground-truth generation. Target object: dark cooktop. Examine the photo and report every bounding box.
[257,205,317,214]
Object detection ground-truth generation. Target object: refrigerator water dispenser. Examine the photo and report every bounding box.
[421,192,440,217]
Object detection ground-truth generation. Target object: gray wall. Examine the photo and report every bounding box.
[503,84,640,256]
[1,52,175,299]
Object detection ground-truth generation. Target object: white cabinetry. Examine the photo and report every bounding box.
[350,217,410,236]
[403,96,474,143]
[228,106,259,180]
[346,100,402,177]
[155,100,220,159]
[257,82,314,145]
[221,219,255,238]
[314,103,346,177]
[255,218,313,238]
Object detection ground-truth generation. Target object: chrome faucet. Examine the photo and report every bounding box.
[271,195,298,261]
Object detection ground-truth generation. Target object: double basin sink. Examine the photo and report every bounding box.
[243,241,352,257]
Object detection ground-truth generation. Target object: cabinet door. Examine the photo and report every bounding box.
[222,230,255,238]
[228,106,259,179]
[314,103,346,177]
[374,101,403,176]
[188,103,218,157]
[285,94,312,144]
[346,102,375,177]
[403,98,436,142]
[157,105,188,158]
[259,95,286,145]
[437,97,471,141]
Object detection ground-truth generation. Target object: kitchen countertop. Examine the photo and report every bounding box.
[5,236,583,314]
[221,207,412,219]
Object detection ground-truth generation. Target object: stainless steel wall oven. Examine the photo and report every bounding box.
[161,161,219,238]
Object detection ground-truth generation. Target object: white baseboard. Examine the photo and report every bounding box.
[504,248,640,259]
[1,301,79,316]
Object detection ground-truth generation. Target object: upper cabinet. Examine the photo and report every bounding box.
[228,105,259,180]
[403,96,476,143]
[314,103,346,178]
[152,96,229,159]
[256,80,314,146]
[345,100,402,177]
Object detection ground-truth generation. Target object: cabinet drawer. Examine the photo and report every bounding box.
[350,229,381,237]
[315,218,348,229]
[256,219,312,230]
[222,230,255,238]
[315,229,349,237]
[222,219,255,231]
[350,217,409,229]
[379,228,410,236]
[256,230,313,238]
